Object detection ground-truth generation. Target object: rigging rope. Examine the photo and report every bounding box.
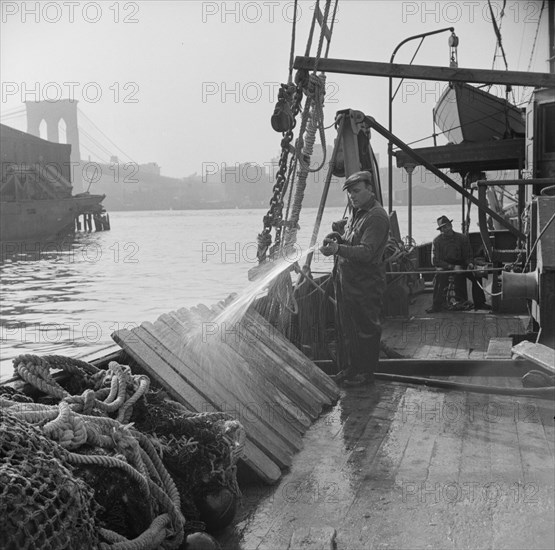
[304,0,319,57]
[288,0,299,84]
[281,0,334,250]
[489,0,509,71]
[283,74,327,250]
[312,0,333,74]
[518,0,547,105]
[258,0,337,263]
[526,0,546,72]
[324,0,340,58]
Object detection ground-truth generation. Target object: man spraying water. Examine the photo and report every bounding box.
[320,171,390,387]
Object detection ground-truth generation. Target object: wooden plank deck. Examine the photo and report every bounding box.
[381,293,528,361]
[222,381,554,549]
[219,293,552,549]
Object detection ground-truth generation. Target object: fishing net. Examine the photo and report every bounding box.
[133,389,244,534]
[0,408,100,550]
[1,354,245,548]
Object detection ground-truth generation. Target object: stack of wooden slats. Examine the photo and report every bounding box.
[113,303,339,484]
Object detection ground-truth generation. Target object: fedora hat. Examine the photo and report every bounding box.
[436,215,453,230]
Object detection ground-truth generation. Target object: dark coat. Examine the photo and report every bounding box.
[333,201,390,374]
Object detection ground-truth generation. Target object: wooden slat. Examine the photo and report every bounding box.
[486,337,514,359]
[245,309,340,401]
[156,311,305,449]
[187,305,328,419]
[162,310,309,437]
[512,341,555,374]
[169,309,310,433]
[112,328,282,484]
[190,304,338,406]
[142,318,296,468]
[112,297,340,484]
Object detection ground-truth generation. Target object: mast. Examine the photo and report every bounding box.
[549,0,554,74]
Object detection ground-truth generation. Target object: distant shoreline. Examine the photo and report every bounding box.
[98,198,460,212]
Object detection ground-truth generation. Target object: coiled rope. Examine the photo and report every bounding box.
[5,354,185,550]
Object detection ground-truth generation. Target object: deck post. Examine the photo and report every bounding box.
[404,164,415,243]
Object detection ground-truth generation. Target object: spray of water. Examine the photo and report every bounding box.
[158,245,319,408]
[177,244,319,357]
[216,244,319,327]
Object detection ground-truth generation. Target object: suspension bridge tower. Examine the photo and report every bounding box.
[25,99,81,182]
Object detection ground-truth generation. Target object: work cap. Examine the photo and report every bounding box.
[342,170,374,191]
[436,215,453,230]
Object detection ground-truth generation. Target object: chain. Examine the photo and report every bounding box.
[257,75,306,263]
[256,0,335,264]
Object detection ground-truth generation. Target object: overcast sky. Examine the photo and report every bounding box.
[1,0,549,178]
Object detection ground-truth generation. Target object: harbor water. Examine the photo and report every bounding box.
[0,204,462,379]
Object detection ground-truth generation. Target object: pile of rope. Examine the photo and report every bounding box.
[0,354,245,549]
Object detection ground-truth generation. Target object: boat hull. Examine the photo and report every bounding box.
[434,83,525,144]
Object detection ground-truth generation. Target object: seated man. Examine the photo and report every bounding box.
[427,215,491,313]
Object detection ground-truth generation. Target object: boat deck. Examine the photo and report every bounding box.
[220,295,555,549]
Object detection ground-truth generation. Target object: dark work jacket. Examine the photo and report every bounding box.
[432,231,473,269]
[336,202,390,295]
[333,201,390,373]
